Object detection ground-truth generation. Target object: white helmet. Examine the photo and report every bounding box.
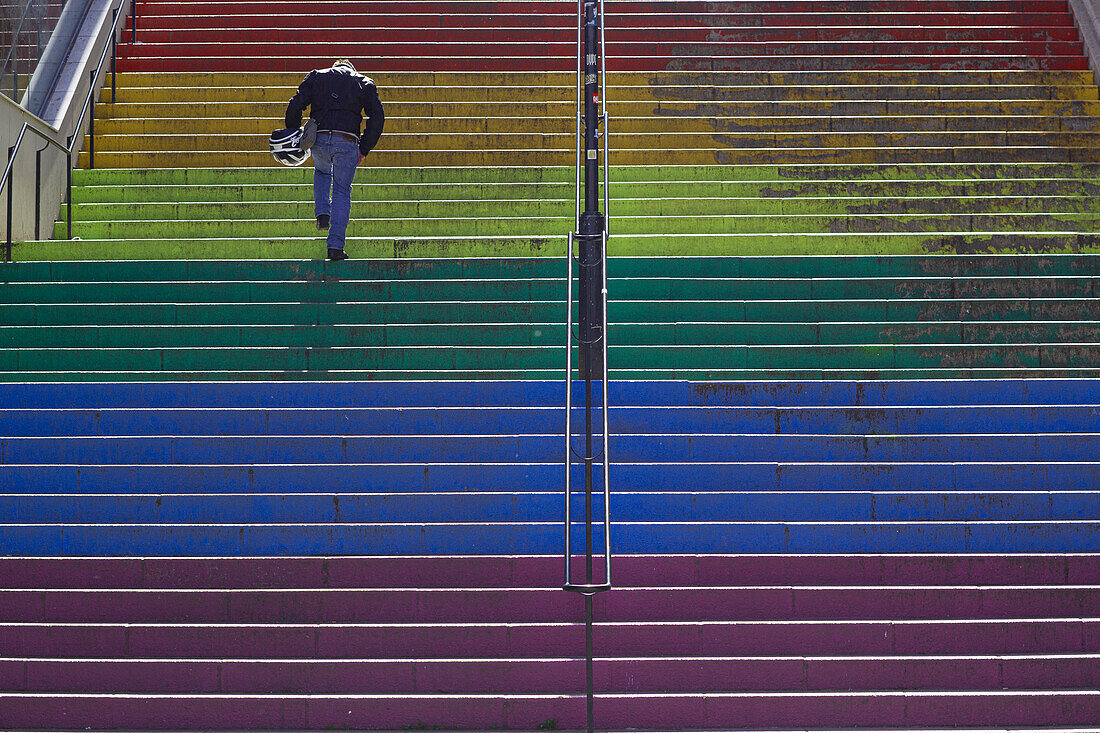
[269,127,311,166]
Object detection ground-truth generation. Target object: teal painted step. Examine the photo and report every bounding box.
[4,299,1098,326]
[4,255,1099,281]
[2,275,1095,304]
[2,322,1098,348]
[3,343,1098,372]
[4,368,1100,382]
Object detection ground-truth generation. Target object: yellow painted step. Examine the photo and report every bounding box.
[78,146,1100,170]
[108,69,1098,89]
[81,130,1100,153]
[90,114,1100,139]
[100,82,1100,105]
[95,101,574,120]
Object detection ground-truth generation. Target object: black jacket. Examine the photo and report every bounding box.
[285,65,385,157]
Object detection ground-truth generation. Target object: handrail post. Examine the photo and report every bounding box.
[88,69,96,169]
[66,139,73,240]
[34,145,46,241]
[5,145,13,262]
[111,9,118,102]
[131,0,137,43]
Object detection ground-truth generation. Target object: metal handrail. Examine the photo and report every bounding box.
[2,0,42,73]
[563,0,612,596]
[2,0,134,261]
[2,0,41,98]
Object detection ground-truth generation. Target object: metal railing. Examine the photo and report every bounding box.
[564,0,612,597]
[2,0,134,261]
[2,0,74,102]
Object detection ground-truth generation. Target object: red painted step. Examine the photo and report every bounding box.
[127,27,1082,44]
[115,54,1090,73]
[114,39,1084,57]
[126,12,1078,30]
[130,0,1074,13]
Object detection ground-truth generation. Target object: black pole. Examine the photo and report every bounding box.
[6,146,13,262]
[34,146,43,241]
[89,70,96,170]
[578,8,605,733]
[111,9,117,102]
[66,142,73,240]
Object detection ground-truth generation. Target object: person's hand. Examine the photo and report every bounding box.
[358,154,365,166]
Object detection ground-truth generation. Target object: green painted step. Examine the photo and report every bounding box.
[64,196,1100,220]
[67,163,1100,186]
[2,322,1097,348]
[69,179,1100,204]
[50,213,1100,240]
[15,232,1100,261]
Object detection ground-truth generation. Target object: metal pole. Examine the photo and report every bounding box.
[34,146,43,241]
[565,5,611,732]
[88,70,96,169]
[585,594,594,733]
[66,142,72,240]
[564,232,574,582]
[111,9,118,102]
[6,146,13,262]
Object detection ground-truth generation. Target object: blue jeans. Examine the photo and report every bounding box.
[312,133,359,251]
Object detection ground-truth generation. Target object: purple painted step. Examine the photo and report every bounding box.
[2,554,1096,588]
[2,619,1095,658]
[4,656,1097,693]
[1,692,1098,729]
[2,586,1095,623]
[3,555,1095,730]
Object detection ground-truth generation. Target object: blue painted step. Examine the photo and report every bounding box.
[2,380,1100,408]
[3,462,1098,493]
[3,405,1099,435]
[4,434,1100,463]
[2,522,1097,556]
[1,491,1094,523]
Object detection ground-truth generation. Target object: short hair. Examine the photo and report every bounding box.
[333,59,356,71]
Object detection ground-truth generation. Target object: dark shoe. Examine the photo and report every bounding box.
[316,214,330,231]
[327,248,348,261]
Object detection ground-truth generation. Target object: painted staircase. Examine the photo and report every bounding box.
[1,380,1098,726]
[2,254,1100,379]
[8,0,1100,259]
[1,0,1098,730]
